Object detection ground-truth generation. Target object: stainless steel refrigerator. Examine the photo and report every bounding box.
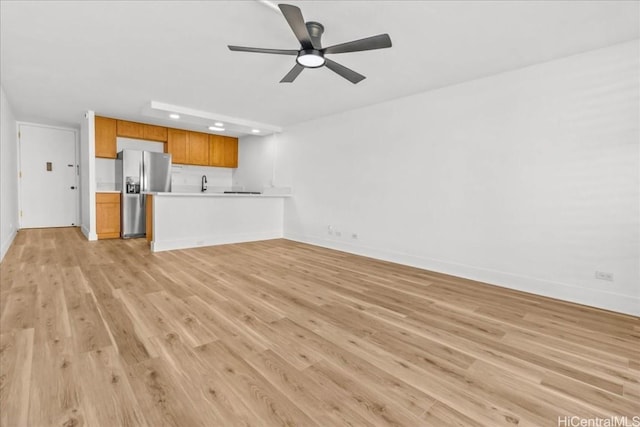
[115,150,172,238]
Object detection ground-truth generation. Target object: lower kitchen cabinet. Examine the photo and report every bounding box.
[96,193,121,239]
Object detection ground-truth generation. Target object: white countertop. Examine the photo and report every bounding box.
[96,190,121,194]
[150,192,291,198]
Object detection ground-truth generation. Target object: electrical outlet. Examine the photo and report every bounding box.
[351,233,358,239]
[327,225,333,235]
[595,271,613,281]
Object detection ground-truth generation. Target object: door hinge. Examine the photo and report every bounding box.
[20,210,22,217]
[19,171,22,178]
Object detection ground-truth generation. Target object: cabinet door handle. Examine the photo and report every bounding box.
[70,186,76,189]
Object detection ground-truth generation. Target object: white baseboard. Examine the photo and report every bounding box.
[284,232,640,317]
[152,230,283,252]
[81,225,97,241]
[0,230,17,262]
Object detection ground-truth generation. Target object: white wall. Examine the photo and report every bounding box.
[234,134,277,191]
[0,86,19,261]
[278,40,640,316]
[234,133,292,194]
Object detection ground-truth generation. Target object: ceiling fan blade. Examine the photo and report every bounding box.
[324,58,365,84]
[280,63,305,83]
[323,34,392,54]
[228,45,298,55]
[278,4,318,50]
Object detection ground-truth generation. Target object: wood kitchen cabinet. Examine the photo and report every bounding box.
[95,116,117,158]
[168,129,210,165]
[167,128,188,164]
[208,135,238,168]
[224,136,238,168]
[117,120,145,139]
[208,135,224,166]
[143,124,168,142]
[95,116,237,167]
[96,193,120,239]
[118,120,167,142]
[188,131,209,165]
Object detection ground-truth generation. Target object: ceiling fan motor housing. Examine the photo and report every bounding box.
[306,21,325,45]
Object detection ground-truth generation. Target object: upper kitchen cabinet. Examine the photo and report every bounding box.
[119,120,168,142]
[116,120,145,139]
[209,135,238,168]
[224,136,238,168]
[94,116,234,167]
[143,124,168,142]
[168,130,211,165]
[167,128,188,164]
[188,131,209,166]
[95,116,117,158]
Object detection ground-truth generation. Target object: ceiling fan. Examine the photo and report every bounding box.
[228,3,392,84]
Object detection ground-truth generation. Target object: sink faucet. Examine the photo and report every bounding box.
[201,175,207,192]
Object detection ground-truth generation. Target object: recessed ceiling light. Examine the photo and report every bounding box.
[169,113,180,119]
[251,129,260,133]
[208,126,225,131]
[214,122,224,127]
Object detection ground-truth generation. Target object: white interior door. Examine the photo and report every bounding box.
[19,124,78,228]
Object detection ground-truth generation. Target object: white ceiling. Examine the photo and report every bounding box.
[1,0,638,135]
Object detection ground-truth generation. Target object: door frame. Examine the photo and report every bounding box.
[17,122,80,229]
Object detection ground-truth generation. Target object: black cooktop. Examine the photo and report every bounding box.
[223,191,262,194]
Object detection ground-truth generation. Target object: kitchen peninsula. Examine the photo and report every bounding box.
[147,192,290,252]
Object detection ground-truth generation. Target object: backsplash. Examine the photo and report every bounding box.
[95,158,116,190]
[171,164,234,193]
[95,139,235,192]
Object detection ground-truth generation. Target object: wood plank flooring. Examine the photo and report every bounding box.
[1,228,638,426]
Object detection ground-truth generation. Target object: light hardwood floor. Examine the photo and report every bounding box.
[1,228,638,426]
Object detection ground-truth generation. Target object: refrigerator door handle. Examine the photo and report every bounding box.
[139,158,144,208]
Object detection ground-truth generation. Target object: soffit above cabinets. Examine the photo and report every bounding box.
[139,101,282,138]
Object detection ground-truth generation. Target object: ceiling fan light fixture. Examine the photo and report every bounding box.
[228,4,391,84]
[296,49,325,68]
